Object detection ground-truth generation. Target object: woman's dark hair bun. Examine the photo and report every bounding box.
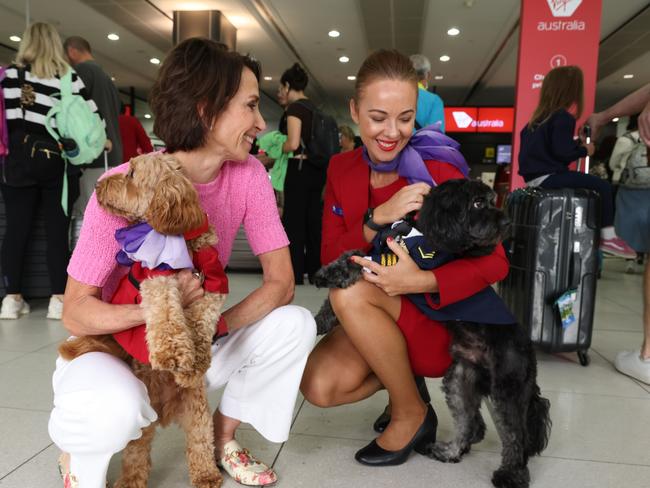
[281,62,308,91]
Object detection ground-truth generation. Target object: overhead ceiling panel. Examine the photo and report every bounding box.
[359,0,392,51]
[598,5,650,80]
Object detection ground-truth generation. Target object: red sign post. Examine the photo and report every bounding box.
[510,0,602,189]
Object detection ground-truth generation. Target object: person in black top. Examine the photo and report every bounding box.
[280,63,325,284]
[519,65,635,259]
[0,23,99,320]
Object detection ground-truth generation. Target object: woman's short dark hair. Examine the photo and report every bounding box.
[280,63,308,92]
[150,38,260,152]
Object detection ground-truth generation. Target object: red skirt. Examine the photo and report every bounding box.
[396,296,452,377]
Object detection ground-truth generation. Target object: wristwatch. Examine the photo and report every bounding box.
[363,207,385,232]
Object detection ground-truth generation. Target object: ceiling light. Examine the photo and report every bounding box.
[623,74,634,79]
[439,55,450,62]
[328,30,340,38]
[9,35,21,42]
[434,75,444,80]
[347,75,356,81]
[263,76,272,81]
[110,76,116,81]
[447,27,460,36]
[149,57,161,65]
[339,55,350,63]
[107,33,120,41]
[144,114,152,119]
[612,117,620,122]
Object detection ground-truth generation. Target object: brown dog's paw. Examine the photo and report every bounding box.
[113,476,148,488]
[192,473,223,488]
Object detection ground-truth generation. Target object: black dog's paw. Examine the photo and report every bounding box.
[491,466,530,488]
[313,250,364,288]
[423,441,465,463]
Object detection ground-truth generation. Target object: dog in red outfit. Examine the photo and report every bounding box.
[59,153,226,488]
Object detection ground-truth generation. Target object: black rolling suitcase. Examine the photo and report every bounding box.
[498,188,600,366]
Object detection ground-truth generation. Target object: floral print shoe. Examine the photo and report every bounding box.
[219,440,277,486]
[58,452,108,488]
[58,453,78,488]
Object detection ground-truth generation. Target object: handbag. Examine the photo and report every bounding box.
[2,67,64,186]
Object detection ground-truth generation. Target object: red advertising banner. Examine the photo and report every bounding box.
[444,107,514,133]
[510,0,602,189]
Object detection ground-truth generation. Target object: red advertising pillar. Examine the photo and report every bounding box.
[510,0,602,189]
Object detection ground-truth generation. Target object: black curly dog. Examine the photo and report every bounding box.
[313,179,551,488]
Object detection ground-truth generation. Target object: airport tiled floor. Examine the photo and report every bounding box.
[1,259,649,487]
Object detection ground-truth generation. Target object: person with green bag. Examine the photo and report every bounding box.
[0,23,102,321]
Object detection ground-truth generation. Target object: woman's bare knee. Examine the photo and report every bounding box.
[330,280,379,313]
[300,369,338,408]
[330,280,400,325]
[301,328,371,407]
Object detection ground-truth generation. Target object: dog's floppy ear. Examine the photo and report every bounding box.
[144,168,205,236]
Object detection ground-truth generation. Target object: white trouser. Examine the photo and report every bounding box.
[48,305,316,488]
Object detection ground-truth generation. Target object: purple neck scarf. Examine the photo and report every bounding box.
[115,222,193,270]
[362,124,469,186]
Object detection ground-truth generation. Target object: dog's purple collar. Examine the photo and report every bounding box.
[362,124,469,186]
[115,222,193,270]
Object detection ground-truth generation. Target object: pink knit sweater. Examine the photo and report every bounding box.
[68,155,289,301]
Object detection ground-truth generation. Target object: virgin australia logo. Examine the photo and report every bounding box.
[452,111,474,129]
[546,0,582,17]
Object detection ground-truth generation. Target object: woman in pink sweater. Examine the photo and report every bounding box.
[48,39,316,488]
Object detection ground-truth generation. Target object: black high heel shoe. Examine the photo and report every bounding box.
[355,404,438,466]
[373,376,431,433]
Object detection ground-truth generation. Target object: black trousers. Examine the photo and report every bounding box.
[0,175,80,295]
[282,159,326,283]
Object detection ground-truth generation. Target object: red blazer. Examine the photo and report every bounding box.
[321,147,509,309]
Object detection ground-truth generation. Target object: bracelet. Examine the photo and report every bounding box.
[363,207,386,232]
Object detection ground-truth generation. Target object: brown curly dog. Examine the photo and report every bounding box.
[59,153,226,488]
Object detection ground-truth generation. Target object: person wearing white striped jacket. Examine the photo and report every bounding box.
[0,22,101,321]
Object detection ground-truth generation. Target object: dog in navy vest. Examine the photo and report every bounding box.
[314,179,551,488]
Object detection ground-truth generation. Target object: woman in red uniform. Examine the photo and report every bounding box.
[300,50,509,466]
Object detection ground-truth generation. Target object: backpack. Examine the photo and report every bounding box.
[0,67,8,162]
[619,133,650,189]
[44,69,106,167]
[296,100,339,169]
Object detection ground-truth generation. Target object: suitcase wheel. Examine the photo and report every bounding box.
[577,350,590,367]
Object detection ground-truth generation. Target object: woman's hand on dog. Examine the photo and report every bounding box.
[177,269,205,307]
[350,237,439,296]
[373,183,431,225]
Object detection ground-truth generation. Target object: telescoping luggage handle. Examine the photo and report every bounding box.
[578,125,591,174]
[568,242,582,290]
